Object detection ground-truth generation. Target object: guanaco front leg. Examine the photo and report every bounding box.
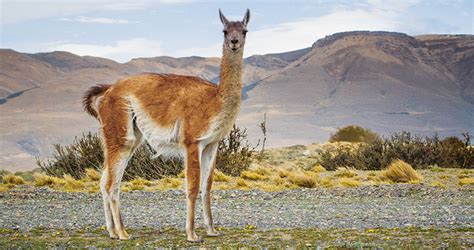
[199,142,221,236]
[185,143,202,242]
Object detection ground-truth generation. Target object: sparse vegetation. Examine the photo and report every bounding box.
[312,164,326,173]
[338,177,362,187]
[334,167,357,178]
[2,173,25,185]
[287,172,317,188]
[216,125,256,176]
[379,160,423,183]
[329,125,379,143]
[320,131,474,170]
[458,178,474,186]
[431,181,446,189]
[37,125,256,181]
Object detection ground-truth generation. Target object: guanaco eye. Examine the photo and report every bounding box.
[223,30,228,35]
[242,30,248,35]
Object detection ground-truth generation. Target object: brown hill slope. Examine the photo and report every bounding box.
[240,32,473,146]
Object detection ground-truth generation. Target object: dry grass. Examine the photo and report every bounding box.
[338,177,362,187]
[288,172,317,188]
[84,168,101,181]
[213,170,231,182]
[319,177,334,188]
[334,168,357,178]
[429,165,445,172]
[156,178,182,190]
[236,178,249,188]
[431,181,446,189]
[63,174,85,192]
[2,174,25,185]
[312,164,326,173]
[379,160,423,183]
[459,178,474,186]
[33,173,64,187]
[128,177,152,191]
[278,169,290,178]
[241,171,268,181]
[0,184,10,192]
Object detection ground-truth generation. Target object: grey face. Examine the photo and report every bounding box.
[219,9,250,53]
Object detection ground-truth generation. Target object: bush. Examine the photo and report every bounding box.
[320,131,474,170]
[216,125,256,176]
[329,125,379,143]
[37,125,255,180]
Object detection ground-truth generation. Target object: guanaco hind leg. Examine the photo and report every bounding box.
[99,97,142,240]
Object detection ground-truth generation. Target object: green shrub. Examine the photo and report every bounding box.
[36,132,182,181]
[329,125,379,143]
[37,125,255,180]
[216,125,256,176]
[320,131,473,170]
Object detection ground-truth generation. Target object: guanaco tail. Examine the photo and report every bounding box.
[82,9,250,242]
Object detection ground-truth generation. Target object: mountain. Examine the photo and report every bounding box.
[0,31,473,171]
[240,32,473,145]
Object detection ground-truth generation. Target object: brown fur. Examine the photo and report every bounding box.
[83,84,111,118]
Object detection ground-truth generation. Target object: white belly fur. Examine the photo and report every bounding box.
[128,96,183,158]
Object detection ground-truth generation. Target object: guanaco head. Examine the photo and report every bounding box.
[219,9,250,53]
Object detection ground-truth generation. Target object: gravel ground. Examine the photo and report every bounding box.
[0,185,473,231]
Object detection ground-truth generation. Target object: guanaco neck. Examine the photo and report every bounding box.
[218,47,243,111]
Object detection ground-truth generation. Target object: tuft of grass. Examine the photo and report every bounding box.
[379,159,423,183]
[319,177,334,188]
[63,174,85,192]
[129,177,152,191]
[2,173,25,185]
[253,168,271,176]
[236,178,249,188]
[431,181,446,189]
[312,164,326,173]
[270,176,286,186]
[338,177,361,187]
[459,178,474,186]
[334,168,357,178]
[278,169,290,178]
[33,173,63,187]
[439,175,450,179]
[241,171,268,181]
[84,168,101,181]
[213,170,231,182]
[429,165,445,172]
[288,172,317,188]
[0,184,10,192]
[155,177,182,190]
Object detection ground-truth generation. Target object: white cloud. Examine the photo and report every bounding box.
[173,43,222,57]
[58,16,137,24]
[2,0,194,24]
[49,38,162,63]
[244,1,419,56]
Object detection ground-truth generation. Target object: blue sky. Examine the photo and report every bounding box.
[1,0,472,62]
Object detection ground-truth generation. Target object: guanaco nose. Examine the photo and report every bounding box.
[231,39,239,44]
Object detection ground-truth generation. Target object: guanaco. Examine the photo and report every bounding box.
[83,9,250,242]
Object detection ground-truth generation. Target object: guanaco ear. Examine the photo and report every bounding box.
[219,9,229,26]
[242,9,250,27]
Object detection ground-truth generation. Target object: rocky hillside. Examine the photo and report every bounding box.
[0,31,473,171]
